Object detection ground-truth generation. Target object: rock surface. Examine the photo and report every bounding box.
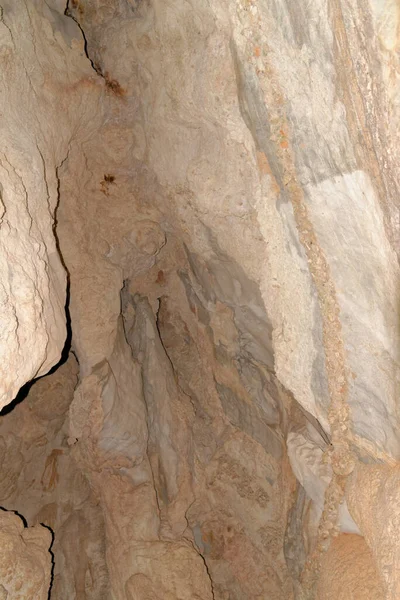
[316,534,384,600]
[0,510,52,599]
[0,0,399,598]
[287,429,359,534]
[0,355,109,599]
[0,0,101,409]
[347,463,400,599]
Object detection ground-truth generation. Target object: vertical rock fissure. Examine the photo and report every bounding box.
[187,538,216,600]
[54,152,73,364]
[41,523,55,600]
[154,298,197,414]
[64,1,103,78]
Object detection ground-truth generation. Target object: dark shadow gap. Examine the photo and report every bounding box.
[0,290,72,416]
[0,378,36,416]
[41,523,55,600]
[64,0,103,77]
[54,150,73,368]
[0,506,28,527]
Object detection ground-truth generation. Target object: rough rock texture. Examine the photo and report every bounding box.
[58,221,296,597]
[315,534,384,600]
[0,0,400,598]
[287,429,359,534]
[0,0,101,408]
[0,355,109,599]
[346,463,400,599]
[0,510,52,599]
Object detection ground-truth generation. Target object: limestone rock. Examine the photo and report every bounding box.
[0,0,400,597]
[0,355,109,599]
[316,534,384,600]
[346,463,400,599]
[0,0,101,409]
[287,430,360,534]
[63,0,400,464]
[0,510,52,599]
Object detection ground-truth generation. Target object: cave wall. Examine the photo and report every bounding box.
[0,356,109,598]
[0,510,52,599]
[0,0,103,408]
[67,0,400,461]
[0,0,399,598]
[57,124,298,596]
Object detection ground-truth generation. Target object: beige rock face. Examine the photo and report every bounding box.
[0,0,400,598]
[0,0,101,409]
[0,510,52,600]
[287,429,359,534]
[316,534,385,600]
[346,464,400,599]
[0,355,109,599]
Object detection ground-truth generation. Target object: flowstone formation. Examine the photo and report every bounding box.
[0,0,399,598]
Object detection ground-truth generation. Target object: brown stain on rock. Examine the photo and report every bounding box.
[41,449,63,492]
[104,73,126,97]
